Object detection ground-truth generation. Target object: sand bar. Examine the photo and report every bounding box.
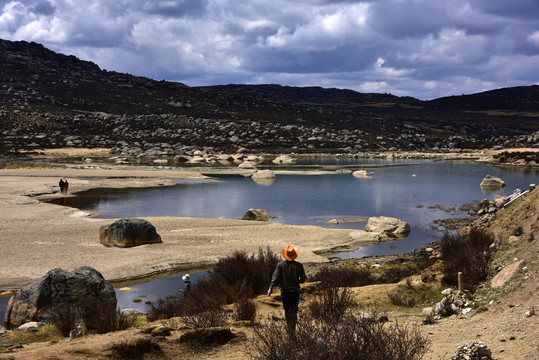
[0,167,374,290]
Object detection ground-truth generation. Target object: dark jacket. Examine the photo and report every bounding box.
[269,260,307,293]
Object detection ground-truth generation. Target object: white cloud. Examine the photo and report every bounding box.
[527,31,539,46]
[0,0,538,99]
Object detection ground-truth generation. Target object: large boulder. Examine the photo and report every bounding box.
[272,155,296,164]
[480,175,506,188]
[99,218,161,248]
[491,260,525,288]
[4,266,117,329]
[251,170,276,180]
[352,170,371,178]
[241,208,271,221]
[364,216,410,238]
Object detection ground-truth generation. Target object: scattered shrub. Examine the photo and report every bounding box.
[311,266,373,287]
[251,312,430,360]
[387,291,416,307]
[181,308,229,329]
[379,264,418,284]
[513,225,523,236]
[110,336,160,360]
[51,305,76,337]
[307,285,356,322]
[50,302,138,336]
[234,296,258,321]
[148,247,278,322]
[147,296,183,322]
[439,227,494,287]
[211,247,279,298]
[116,310,138,331]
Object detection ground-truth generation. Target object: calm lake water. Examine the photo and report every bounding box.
[1,160,536,326]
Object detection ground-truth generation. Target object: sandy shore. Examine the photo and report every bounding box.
[0,167,374,290]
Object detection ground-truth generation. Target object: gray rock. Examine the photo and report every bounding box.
[4,266,116,329]
[251,170,276,180]
[242,208,270,221]
[480,175,506,188]
[99,218,162,248]
[17,321,41,331]
[364,216,410,238]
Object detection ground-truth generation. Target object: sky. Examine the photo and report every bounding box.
[1,0,539,100]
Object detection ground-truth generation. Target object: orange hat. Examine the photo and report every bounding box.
[282,245,299,261]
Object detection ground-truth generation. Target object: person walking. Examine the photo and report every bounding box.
[267,245,306,335]
[59,179,65,193]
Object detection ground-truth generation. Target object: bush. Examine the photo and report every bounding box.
[235,296,258,321]
[211,247,279,298]
[51,305,76,337]
[307,285,356,323]
[378,264,418,284]
[311,266,373,287]
[110,336,160,360]
[439,227,494,287]
[181,308,229,329]
[387,291,416,307]
[51,302,138,335]
[148,247,278,323]
[251,313,430,360]
[147,296,184,321]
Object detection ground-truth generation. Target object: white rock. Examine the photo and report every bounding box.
[441,288,453,296]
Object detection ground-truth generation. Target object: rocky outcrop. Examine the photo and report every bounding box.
[364,216,410,238]
[480,175,506,188]
[452,341,492,360]
[352,170,370,178]
[251,170,276,180]
[99,218,162,248]
[272,155,296,164]
[241,208,270,221]
[433,288,474,318]
[491,260,525,288]
[4,266,117,329]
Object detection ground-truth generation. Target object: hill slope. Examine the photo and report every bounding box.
[1,38,538,156]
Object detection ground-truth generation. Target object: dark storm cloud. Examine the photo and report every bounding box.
[141,0,209,17]
[32,1,55,15]
[1,0,538,99]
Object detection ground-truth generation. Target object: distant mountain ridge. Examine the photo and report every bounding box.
[0,38,538,155]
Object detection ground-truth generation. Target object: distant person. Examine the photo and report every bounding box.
[181,274,191,295]
[268,245,306,335]
[59,179,65,193]
[63,180,69,193]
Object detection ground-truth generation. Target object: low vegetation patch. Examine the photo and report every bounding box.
[109,335,161,360]
[148,247,277,324]
[234,296,258,322]
[307,285,356,322]
[439,227,494,289]
[251,312,430,360]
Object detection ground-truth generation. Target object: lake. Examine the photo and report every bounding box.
[1,160,536,326]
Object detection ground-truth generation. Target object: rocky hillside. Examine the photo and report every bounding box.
[1,38,538,157]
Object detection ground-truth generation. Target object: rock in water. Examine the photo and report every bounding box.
[99,218,162,247]
[4,266,117,329]
[480,174,506,188]
[241,208,270,221]
[364,216,410,238]
[251,170,276,179]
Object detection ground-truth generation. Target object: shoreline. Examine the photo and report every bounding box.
[0,167,381,291]
[1,148,536,290]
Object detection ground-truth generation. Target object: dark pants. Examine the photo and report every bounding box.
[281,291,300,334]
